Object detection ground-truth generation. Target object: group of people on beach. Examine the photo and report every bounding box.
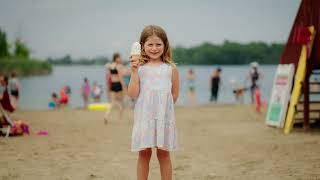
[80,78,104,107]
[185,67,223,104]
[186,62,262,105]
[49,78,105,109]
[49,85,71,109]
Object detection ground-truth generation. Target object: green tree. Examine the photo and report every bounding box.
[172,41,284,65]
[0,28,10,58]
[14,39,30,58]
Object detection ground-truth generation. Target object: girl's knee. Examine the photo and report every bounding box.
[139,148,152,160]
[156,149,170,161]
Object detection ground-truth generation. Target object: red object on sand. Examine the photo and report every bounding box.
[255,89,261,113]
[0,88,15,112]
[37,130,48,136]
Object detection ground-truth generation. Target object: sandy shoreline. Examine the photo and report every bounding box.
[1,105,320,180]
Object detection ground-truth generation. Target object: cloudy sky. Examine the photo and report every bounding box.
[0,0,301,60]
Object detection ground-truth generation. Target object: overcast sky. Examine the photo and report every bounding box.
[0,0,301,60]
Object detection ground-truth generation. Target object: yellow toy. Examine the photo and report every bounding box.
[87,103,111,111]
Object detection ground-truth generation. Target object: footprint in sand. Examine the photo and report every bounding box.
[174,164,190,171]
[204,173,218,180]
[176,155,188,160]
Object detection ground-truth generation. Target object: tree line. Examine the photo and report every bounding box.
[173,41,284,65]
[47,55,110,65]
[0,28,52,76]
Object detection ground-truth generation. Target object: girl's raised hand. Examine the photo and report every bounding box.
[130,55,140,72]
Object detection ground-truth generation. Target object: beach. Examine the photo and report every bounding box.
[1,105,320,180]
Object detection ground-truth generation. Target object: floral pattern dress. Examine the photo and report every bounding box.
[131,63,177,152]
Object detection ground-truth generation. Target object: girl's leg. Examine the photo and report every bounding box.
[156,149,172,180]
[137,148,152,180]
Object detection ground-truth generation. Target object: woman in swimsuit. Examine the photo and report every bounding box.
[104,53,126,124]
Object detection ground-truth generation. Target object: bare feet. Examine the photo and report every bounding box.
[104,117,108,125]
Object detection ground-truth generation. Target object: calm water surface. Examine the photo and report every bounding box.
[19,65,277,110]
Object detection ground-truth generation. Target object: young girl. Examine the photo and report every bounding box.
[128,25,179,180]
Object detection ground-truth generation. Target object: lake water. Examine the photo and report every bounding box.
[19,65,277,110]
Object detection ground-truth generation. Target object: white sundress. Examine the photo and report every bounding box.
[131,63,178,152]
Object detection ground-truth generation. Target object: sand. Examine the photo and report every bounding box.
[1,105,320,180]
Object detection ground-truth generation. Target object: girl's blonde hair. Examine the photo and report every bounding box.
[139,25,175,66]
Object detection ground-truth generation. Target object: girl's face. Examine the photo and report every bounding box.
[143,35,164,61]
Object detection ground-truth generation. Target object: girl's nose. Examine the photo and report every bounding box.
[151,46,158,51]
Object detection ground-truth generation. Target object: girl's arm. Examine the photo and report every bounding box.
[172,65,180,103]
[127,56,140,98]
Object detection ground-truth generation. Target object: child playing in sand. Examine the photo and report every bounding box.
[128,25,179,180]
[49,93,60,109]
[59,86,69,106]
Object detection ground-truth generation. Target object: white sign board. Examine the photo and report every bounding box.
[266,64,295,127]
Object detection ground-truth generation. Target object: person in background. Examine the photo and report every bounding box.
[247,62,262,103]
[92,81,102,103]
[104,53,126,123]
[186,68,196,104]
[49,92,60,109]
[9,72,20,106]
[59,86,69,106]
[81,77,91,108]
[0,75,17,109]
[210,68,222,102]
[65,85,72,96]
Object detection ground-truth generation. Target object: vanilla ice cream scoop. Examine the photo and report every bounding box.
[130,42,141,55]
